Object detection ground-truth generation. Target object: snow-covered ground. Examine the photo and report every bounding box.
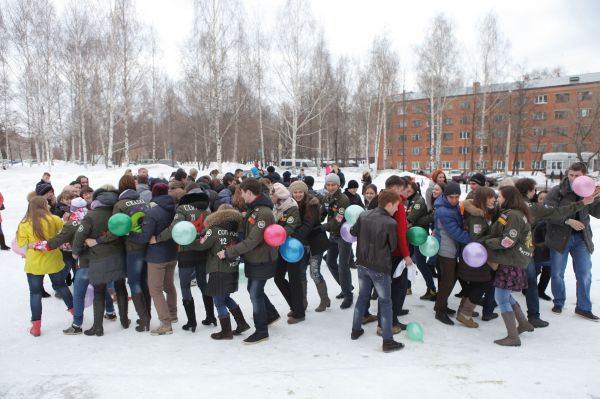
[0,163,598,398]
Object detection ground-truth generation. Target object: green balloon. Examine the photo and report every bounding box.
[406,322,424,342]
[172,221,197,245]
[419,236,440,257]
[407,226,428,246]
[344,205,364,225]
[108,213,132,236]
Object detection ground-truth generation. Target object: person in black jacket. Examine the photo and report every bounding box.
[350,190,404,353]
[265,166,282,184]
[344,180,365,208]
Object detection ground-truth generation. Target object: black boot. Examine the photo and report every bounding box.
[116,288,130,329]
[0,234,9,250]
[84,294,105,336]
[230,306,250,335]
[201,295,217,326]
[538,267,552,301]
[211,316,233,340]
[143,287,152,322]
[182,299,197,332]
[132,293,150,332]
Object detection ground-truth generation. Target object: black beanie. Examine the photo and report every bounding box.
[304,176,315,188]
[35,183,54,196]
[470,173,486,187]
[444,181,461,196]
[347,180,359,189]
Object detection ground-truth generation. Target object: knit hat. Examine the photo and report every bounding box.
[270,182,290,200]
[304,176,315,188]
[70,197,87,210]
[470,173,486,187]
[347,180,359,189]
[444,181,461,196]
[36,183,54,196]
[289,180,308,195]
[324,173,340,186]
[152,182,169,198]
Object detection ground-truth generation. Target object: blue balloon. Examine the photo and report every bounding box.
[279,237,305,263]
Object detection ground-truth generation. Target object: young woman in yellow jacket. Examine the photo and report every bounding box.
[17,196,74,337]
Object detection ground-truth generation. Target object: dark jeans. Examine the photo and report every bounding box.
[274,256,306,318]
[247,278,279,334]
[325,236,353,297]
[435,256,457,313]
[353,266,393,340]
[213,295,239,318]
[27,272,73,321]
[525,259,541,319]
[390,256,409,317]
[126,251,147,295]
[462,281,490,305]
[72,267,115,326]
[179,261,208,301]
[412,245,436,291]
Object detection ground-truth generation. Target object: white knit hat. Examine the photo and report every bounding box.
[325,173,340,186]
[271,183,290,200]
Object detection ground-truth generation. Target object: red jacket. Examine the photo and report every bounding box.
[392,196,410,258]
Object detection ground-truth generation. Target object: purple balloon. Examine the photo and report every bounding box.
[462,242,488,268]
[340,222,357,243]
[84,284,94,308]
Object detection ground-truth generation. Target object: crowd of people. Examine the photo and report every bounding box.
[11,161,600,352]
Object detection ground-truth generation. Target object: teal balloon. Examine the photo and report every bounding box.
[238,263,247,284]
[407,226,428,246]
[406,322,424,342]
[419,236,439,257]
[344,205,364,225]
[279,237,305,263]
[172,221,197,245]
[108,213,132,236]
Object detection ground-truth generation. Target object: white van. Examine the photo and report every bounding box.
[280,159,316,168]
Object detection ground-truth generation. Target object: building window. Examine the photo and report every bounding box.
[578,91,592,101]
[494,160,505,170]
[534,95,548,104]
[532,160,546,169]
[531,144,546,153]
[385,148,392,156]
[475,160,487,170]
[513,160,524,169]
[460,131,470,140]
[513,143,526,153]
[555,93,570,103]
[397,106,406,115]
[412,161,420,170]
[460,101,470,110]
[412,134,421,141]
[459,116,471,124]
[412,105,422,113]
[459,146,469,155]
[397,161,406,170]
[554,110,568,119]
[553,143,568,152]
[554,127,568,136]
[532,127,545,136]
[578,108,592,118]
[442,161,453,169]
[459,160,470,169]
[398,120,408,128]
[411,147,421,155]
[412,120,422,128]
[442,132,453,141]
[442,147,453,155]
[398,135,407,142]
[533,112,547,120]
[397,148,405,156]
[493,145,506,154]
[444,118,453,125]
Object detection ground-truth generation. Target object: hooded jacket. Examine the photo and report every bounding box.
[405,192,429,228]
[134,194,177,263]
[344,189,365,209]
[351,207,397,274]
[273,196,301,237]
[292,195,329,254]
[485,209,532,269]
[434,195,471,258]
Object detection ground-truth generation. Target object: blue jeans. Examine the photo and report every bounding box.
[353,266,393,340]
[247,278,279,334]
[179,262,208,301]
[550,232,593,312]
[326,236,353,297]
[126,251,147,295]
[72,268,115,326]
[525,260,541,319]
[494,287,517,313]
[26,272,74,321]
[412,245,436,291]
[213,295,239,318]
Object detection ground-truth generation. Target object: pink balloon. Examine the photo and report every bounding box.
[572,176,596,198]
[462,242,488,268]
[84,284,94,308]
[264,224,287,247]
[340,222,357,243]
[11,238,26,257]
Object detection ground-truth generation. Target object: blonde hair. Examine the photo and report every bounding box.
[21,196,51,240]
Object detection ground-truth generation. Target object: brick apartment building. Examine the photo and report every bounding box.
[377,72,600,173]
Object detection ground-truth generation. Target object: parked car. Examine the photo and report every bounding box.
[452,171,498,186]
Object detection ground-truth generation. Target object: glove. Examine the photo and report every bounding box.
[33,241,51,251]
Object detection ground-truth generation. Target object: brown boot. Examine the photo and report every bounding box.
[494,312,521,347]
[315,281,331,312]
[457,298,479,328]
[131,293,150,332]
[230,306,250,335]
[512,303,534,334]
[211,315,233,340]
[150,322,173,336]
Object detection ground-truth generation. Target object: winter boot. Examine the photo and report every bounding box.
[512,303,534,334]
[340,295,353,309]
[132,293,150,332]
[201,294,217,326]
[211,315,234,340]
[315,281,331,312]
[142,287,152,323]
[494,312,521,346]
[230,306,250,335]
[116,290,131,329]
[182,299,197,332]
[84,295,105,337]
[382,339,404,353]
[150,323,173,336]
[30,320,41,337]
[457,298,479,328]
[243,331,269,344]
[0,234,9,250]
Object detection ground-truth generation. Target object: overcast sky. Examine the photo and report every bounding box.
[137,0,600,90]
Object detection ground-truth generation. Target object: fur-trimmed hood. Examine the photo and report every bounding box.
[462,199,485,217]
[204,207,242,230]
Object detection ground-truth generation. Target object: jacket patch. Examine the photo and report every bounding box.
[335,214,344,223]
[77,225,84,232]
[257,220,266,229]
[414,203,421,210]
[501,237,515,248]
[248,217,256,225]
[473,224,482,234]
[205,229,212,237]
[498,217,507,225]
[509,229,518,238]
[286,216,295,224]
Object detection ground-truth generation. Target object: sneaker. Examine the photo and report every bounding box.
[362,314,378,325]
[104,312,117,321]
[435,311,454,325]
[382,339,404,353]
[552,305,562,314]
[575,309,599,321]
[243,332,269,344]
[528,318,549,328]
[63,324,82,335]
[350,328,364,340]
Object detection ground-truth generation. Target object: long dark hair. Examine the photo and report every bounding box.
[472,187,496,221]
[499,186,532,223]
[21,196,52,240]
